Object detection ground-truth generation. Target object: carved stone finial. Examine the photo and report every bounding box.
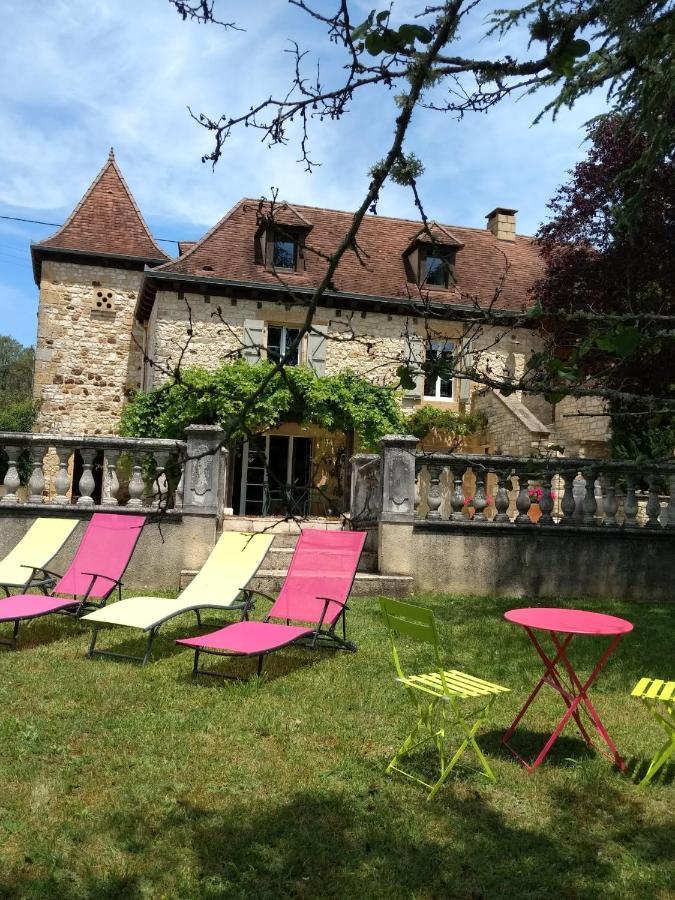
[108,146,115,160]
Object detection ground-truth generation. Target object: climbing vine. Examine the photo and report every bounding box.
[119,361,404,450]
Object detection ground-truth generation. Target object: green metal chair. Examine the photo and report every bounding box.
[379,597,509,799]
[632,677,674,786]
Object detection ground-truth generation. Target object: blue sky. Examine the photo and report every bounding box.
[0,0,606,346]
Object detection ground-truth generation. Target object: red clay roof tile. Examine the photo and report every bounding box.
[153,199,542,311]
[36,149,168,262]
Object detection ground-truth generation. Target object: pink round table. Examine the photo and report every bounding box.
[502,607,633,772]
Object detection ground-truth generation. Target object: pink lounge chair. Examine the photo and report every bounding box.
[176,529,367,679]
[0,512,145,650]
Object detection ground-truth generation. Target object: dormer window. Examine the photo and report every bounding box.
[272,231,298,270]
[423,251,453,288]
[255,205,313,273]
[403,223,464,291]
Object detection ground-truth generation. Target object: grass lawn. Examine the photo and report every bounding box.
[0,592,673,899]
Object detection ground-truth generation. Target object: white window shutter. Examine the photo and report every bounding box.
[404,334,425,400]
[242,318,265,363]
[459,341,473,401]
[307,325,328,376]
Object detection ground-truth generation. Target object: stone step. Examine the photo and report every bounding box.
[250,570,413,598]
[218,523,378,551]
[264,546,378,573]
[179,569,412,598]
[220,516,344,535]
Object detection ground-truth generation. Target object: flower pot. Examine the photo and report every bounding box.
[528,503,541,523]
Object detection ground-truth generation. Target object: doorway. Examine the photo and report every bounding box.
[235,435,313,516]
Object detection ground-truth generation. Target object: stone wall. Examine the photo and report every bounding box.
[407,521,674,603]
[0,509,215,592]
[34,261,145,435]
[472,389,550,456]
[554,395,611,453]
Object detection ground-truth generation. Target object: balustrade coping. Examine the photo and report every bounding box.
[0,503,183,519]
[413,518,675,537]
[413,451,675,474]
[0,432,186,453]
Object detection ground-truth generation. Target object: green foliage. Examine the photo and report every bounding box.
[0,398,38,433]
[370,152,425,186]
[0,335,34,411]
[351,10,432,56]
[406,407,486,449]
[120,361,403,450]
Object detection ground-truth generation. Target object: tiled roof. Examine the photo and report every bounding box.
[35,149,168,262]
[152,199,543,311]
[177,241,197,256]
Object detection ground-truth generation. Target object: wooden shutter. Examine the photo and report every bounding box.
[242,318,265,364]
[307,324,328,376]
[404,334,425,400]
[459,340,473,401]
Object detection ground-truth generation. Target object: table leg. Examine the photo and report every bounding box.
[503,629,627,772]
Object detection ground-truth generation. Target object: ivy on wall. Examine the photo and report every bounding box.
[120,360,487,451]
[119,361,403,450]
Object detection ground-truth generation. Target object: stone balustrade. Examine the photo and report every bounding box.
[371,435,675,530]
[0,432,185,510]
[349,453,382,524]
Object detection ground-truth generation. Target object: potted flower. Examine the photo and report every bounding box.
[527,486,557,523]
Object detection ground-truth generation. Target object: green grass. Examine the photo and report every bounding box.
[0,594,673,899]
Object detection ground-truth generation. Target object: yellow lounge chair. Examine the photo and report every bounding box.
[83,531,274,664]
[0,518,78,595]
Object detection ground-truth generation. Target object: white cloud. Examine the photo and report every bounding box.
[0,0,608,238]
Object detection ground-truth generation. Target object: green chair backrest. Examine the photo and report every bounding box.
[379,597,444,681]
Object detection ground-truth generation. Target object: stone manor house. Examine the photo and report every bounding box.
[29,151,609,517]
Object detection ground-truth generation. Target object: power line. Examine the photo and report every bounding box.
[0,213,181,244]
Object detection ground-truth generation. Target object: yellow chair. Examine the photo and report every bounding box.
[632,677,675,786]
[380,597,509,799]
[0,518,78,594]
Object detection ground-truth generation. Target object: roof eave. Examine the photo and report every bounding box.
[135,269,529,324]
[31,243,169,285]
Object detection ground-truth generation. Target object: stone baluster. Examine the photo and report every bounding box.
[76,449,96,506]
[582,469,597,525]
[28,445,47,503]
[602,473,618,526]
[623,474,638,528]
[493,469,511,523]
[514,473,531,525]
[645,474,662,529]
[426,464,443,520]
[572,473,586,523]
[539,473,555,525]
[151,451,170,509]
[174,464,185,509]
[1,445,22,504]
[450,468,465,521]
[413,466,421,518]
[472,469,488,522]
[102,449,120,506]
[53,446,71,505]
[559,471,576,525]
[127,452,146,508]
[664,473,675,529]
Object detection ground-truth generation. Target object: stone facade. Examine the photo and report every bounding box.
[34,260,145,435]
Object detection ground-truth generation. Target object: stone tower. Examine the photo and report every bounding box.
[30,149,168,435]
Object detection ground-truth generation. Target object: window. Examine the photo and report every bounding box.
[271,231,298,270]
[422,251,452,288]
[424,340,454,399]
[267,325,300,366]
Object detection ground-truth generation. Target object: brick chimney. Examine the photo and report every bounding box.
[486,207,517,241]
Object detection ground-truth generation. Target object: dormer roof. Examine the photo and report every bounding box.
[31,149,168,282]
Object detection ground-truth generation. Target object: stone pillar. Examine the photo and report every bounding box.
[179,425,226,574]
[182,425,226,517]
[378,434,417,576]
